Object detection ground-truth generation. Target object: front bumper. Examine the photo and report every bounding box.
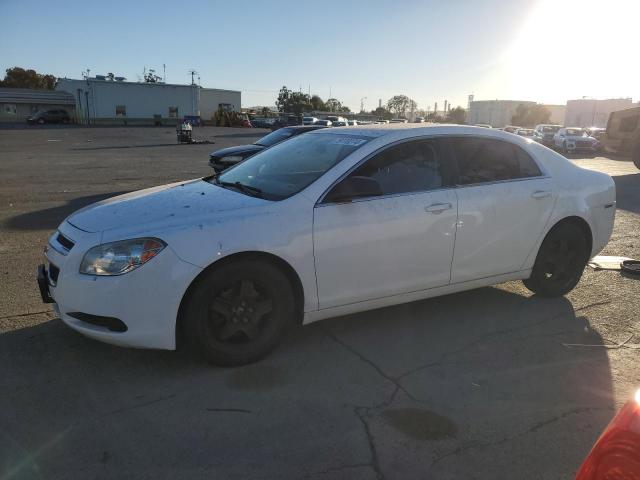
[40,222,202,350]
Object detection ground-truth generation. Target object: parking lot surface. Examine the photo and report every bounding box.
[1,126,639,479]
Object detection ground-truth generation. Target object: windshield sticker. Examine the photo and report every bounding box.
[331,137,367,147]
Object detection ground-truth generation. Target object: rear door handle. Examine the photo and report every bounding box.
[531,190,552,199]
[425,202,452,214]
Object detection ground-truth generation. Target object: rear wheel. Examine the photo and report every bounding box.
[523,222,589,297]
[632,141,640,170]
[183,259,295,366]
[37,118,45,125]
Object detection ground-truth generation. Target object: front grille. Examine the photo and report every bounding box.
[56,233,75,251]
[49,263,60,284]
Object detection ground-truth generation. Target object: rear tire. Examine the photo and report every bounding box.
[633,142,640,170]
[523,222,589,297]
[183,259,295,366]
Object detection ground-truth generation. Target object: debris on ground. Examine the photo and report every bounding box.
[587,255,633,270]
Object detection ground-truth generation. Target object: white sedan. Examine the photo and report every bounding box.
[39,125,616,365]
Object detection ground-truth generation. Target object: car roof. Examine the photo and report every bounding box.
[282,125,327,132]
[307,123,535,141]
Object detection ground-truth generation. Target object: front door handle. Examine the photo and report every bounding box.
[425,202,452,214]
[531,190,552,199]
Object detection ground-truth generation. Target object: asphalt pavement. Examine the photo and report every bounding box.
[1,126,639,479]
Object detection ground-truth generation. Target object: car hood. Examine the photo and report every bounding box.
[66,179,268,233]
[209,144,264,159]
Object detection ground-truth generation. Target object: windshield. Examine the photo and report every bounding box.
[566,128,585,136]
[255,128,296,147]
[542,126,561,133]
[215,133,370,200]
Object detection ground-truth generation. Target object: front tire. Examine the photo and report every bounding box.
[183,259,296,366]
[523,222,589,297]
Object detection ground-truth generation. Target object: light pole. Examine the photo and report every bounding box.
[360,97,367,113]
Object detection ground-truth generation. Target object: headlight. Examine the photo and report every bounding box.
[80,238,166,276]
[220,155,244,163]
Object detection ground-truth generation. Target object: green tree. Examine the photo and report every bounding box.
[275,86,312,114]
[372,106,393,120]
[446,106,467,124]
[0,67,56,90]
[325,98,343,112]
[386,95,416,118]
[310,95,325,111]
[511,104,551,128]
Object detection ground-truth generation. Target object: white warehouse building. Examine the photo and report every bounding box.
[467,100,536,128]
[56,78,241,125]
[564,98,633,128]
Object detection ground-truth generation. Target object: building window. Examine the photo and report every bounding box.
[168,106,178,118]
[1,104,17,116]
[115,105,126,117]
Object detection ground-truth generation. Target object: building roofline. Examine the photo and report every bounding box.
[57,78,240,93]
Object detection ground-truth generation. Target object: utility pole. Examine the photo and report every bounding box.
[188,69,198,86]
[163,64,166,83]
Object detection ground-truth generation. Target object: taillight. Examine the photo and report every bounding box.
[576,389,640,480]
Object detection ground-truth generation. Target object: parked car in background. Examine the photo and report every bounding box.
[585,126,606,141]
[553,127,600,154]
[332,120,349,127]
[271,115,301,131]
[250,117,275,129]
[39,125,615,366]
[602,106,640,169]
[533,124,562,146]
[503,125,522,134]
[390,118,408,123]
[516,128,535,138]
[208,125,326,172]
[348,120,358,126]
[315,119,333,127]
[303,117,319,125]
[415,116,425,123]
[26,109,71,125]
[474,124,492,128]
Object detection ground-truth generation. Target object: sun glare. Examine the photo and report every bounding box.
[504,0,639,103]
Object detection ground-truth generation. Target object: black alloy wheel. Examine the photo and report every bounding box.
[183,259,296,366]
[523,222,589,297]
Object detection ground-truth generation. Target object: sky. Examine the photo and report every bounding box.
[1,0,638,111]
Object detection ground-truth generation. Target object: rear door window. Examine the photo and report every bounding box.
[451,137,542,185]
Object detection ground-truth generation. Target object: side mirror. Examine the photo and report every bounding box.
[325,176,383,203]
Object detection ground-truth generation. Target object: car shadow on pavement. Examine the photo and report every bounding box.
[3,191,129,231]
[0,285,614,479]
[612,173,640,214]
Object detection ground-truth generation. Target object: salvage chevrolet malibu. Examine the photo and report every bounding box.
[38,125,616,365]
